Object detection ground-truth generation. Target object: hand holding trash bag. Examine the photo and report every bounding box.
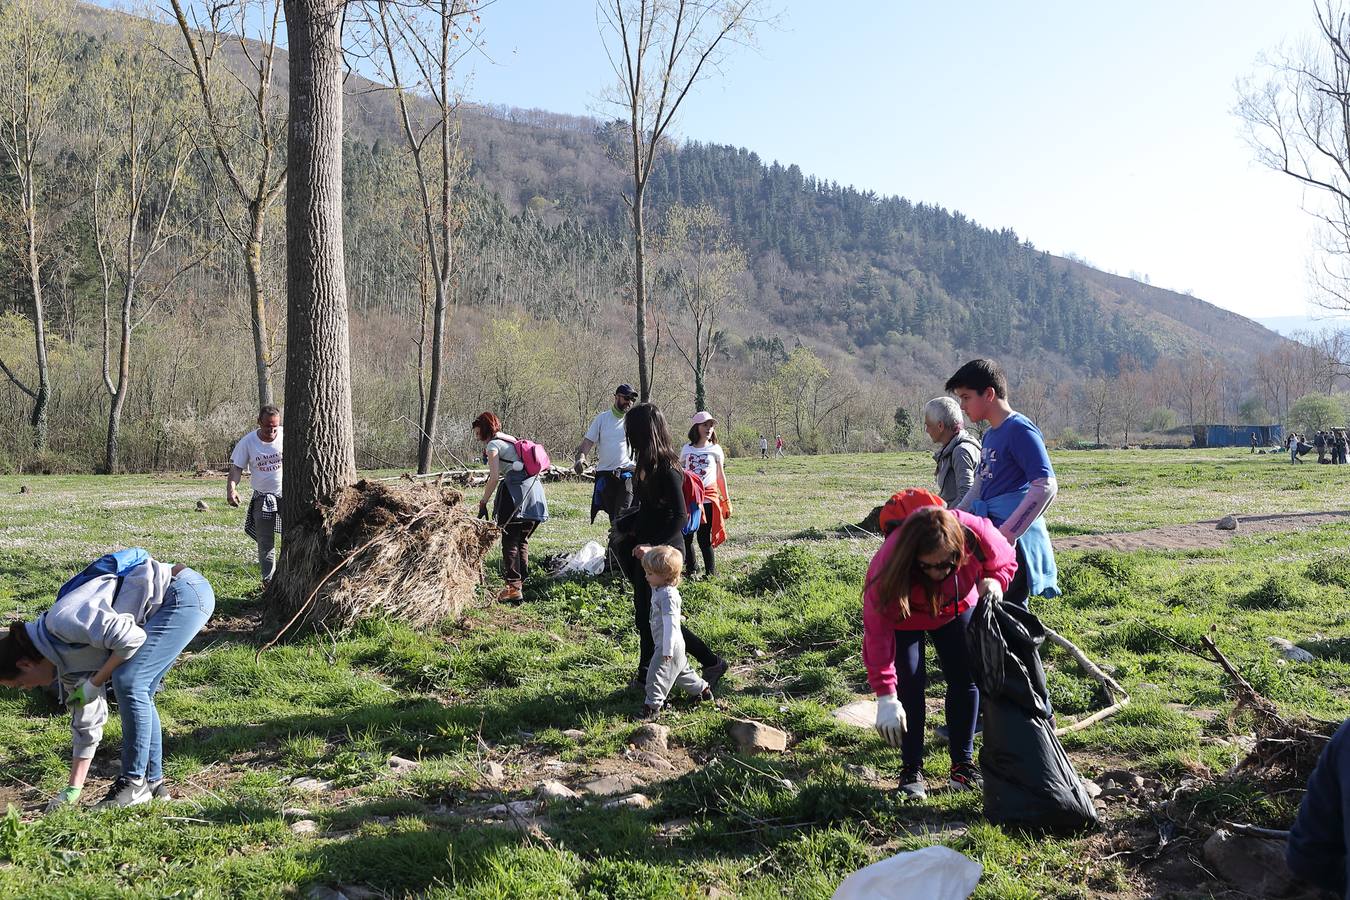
[874,693,906,747]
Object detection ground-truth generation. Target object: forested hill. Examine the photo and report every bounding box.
[441,102,1285,374]
[68,2,1287,384]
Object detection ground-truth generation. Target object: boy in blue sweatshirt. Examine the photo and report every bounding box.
[945,358,1060,608]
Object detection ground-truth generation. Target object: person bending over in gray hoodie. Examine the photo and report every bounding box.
[0,549,214,811]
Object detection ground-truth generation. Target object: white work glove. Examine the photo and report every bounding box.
[874,693,906,748]
[978,578,1003,605]
[67,678,101,707]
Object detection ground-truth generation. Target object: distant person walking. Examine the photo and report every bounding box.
[474,412,549,603]
[1290,432,1303,464]
[574,384,639,564]
[759,434,769,459]
[775,435,785,457]
[1315,430,1326,463]
[679,412,733,578]
[611,403,728,694]
[924,396,981,507]
[226,405,283,588]
[1250,432,1257,454]
[1337,430,1348,465]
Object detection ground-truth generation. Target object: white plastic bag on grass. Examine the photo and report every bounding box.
[554,540,606,577]
[832,845,981,900]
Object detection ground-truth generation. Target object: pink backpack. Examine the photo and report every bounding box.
[513,439,552,477]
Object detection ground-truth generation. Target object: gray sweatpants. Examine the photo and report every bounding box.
[645,636,708,708]
[244,492,282,583]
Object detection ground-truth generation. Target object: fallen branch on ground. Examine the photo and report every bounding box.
[1043,626,1132,735]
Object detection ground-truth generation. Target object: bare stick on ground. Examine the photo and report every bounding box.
[1044,626,1133,735]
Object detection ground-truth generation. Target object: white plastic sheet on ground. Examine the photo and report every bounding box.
[832,845,982,900]
[551,540,606,577]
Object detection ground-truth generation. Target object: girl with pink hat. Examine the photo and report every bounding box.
[679,411,733,578]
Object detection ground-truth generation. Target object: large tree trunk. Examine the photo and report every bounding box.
[271,0,355,617]
[416,278,446,473]
[104,299,131,474]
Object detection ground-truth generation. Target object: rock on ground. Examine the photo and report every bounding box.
[287,777,335,793]
[562,729,586,741]
[536,781,579,802]
[629,723,669,752]
[479,760,505,784]
[1216,515,1240,531]
[580,774,645,797]
[728,719,789,754]
[633,751,675,772]
[486,800,539,818]
[195,500,208,511]
[602,792,652,810]
[831,699,877,729]
[1202,829,1295,897]
[1267,636,1315,662]
[844,764,878,781]
[388,755,421,775]
[291,819,320,835]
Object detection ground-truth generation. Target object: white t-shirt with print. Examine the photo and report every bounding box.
[679,442,724,490]
[230,428,284,495]
[584,409,634,472]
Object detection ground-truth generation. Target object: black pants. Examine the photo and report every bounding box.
[1005,540,1030,610]
[683,502,715,575]
[896,610,978,771]
[621,550,718,679]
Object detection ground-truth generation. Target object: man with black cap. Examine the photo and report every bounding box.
[575,385,639,548]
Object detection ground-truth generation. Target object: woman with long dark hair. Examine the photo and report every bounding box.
[862,489,1016,799]
[614,403,728,692]
[473,411,549,603]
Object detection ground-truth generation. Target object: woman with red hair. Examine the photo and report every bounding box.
[862,488,1016,799]
[473,412,549,602]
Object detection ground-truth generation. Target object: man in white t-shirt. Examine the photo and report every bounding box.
[574,383,638,528]
[226,405,284,587]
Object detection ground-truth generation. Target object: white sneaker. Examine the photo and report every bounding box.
[95,775,152,809]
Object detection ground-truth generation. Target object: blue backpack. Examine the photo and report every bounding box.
[56,548,149,601]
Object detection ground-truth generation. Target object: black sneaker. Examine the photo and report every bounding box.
[640,704,662,721]
[702,658,729,692]
[149,780,172,801]
[898,769,926,800]
[96,775,152,809]
[949,762,983,792]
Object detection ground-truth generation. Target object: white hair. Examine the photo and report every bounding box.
[923,396,963,430]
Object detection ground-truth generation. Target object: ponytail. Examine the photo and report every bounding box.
[0,622,41,680]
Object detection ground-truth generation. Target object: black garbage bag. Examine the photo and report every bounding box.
[967,595,1098,831]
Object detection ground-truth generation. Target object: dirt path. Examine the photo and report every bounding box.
[1056,509,1350,553]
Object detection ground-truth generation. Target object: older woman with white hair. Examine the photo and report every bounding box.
[924,396,981,507]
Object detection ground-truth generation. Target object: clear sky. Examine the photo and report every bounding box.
[458,0,1324,322]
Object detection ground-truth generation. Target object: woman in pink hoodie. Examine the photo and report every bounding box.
[862,489,1017,799]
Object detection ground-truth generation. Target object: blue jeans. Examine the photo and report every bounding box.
[895,607,978,772]
[111,570,214,781]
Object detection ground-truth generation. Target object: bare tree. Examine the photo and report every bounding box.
[1081,377,1114,447]
[1115,356,1148,443]
[364,0,476,472]
[0,0,70,451]
[270,0,356,614]
[1255,340,1318,422]
[657,202,745,412]
[1239,1,1350,309]
[597,0,768,400]
[88,37,206,474]
[168,0,288,408]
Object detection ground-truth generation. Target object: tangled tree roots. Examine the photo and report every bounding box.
[264,479,497,638]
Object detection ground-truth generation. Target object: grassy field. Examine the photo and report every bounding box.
[0,448,1346,898]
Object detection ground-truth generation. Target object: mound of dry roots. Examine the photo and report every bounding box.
[264,479,497,638]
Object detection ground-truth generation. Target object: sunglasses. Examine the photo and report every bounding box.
[918,558,959,576]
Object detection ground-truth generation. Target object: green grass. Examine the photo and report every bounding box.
[0,448,1346,897]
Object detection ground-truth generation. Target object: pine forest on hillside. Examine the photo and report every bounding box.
[0,0,1332,474]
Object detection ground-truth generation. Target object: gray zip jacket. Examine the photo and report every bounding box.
[26,559,176,758]
[934,430,981,508]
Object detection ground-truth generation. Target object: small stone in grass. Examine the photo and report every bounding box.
[195,499,208,511]
[480,761,505,784]
[630,723,669,752]
[1216,515,1239,531]
[602,792,652,810]
[536,781,578,802]
[728,719,788,754]
[288,776,335,793]
[291,819,320,835]
[388,755,421,775]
